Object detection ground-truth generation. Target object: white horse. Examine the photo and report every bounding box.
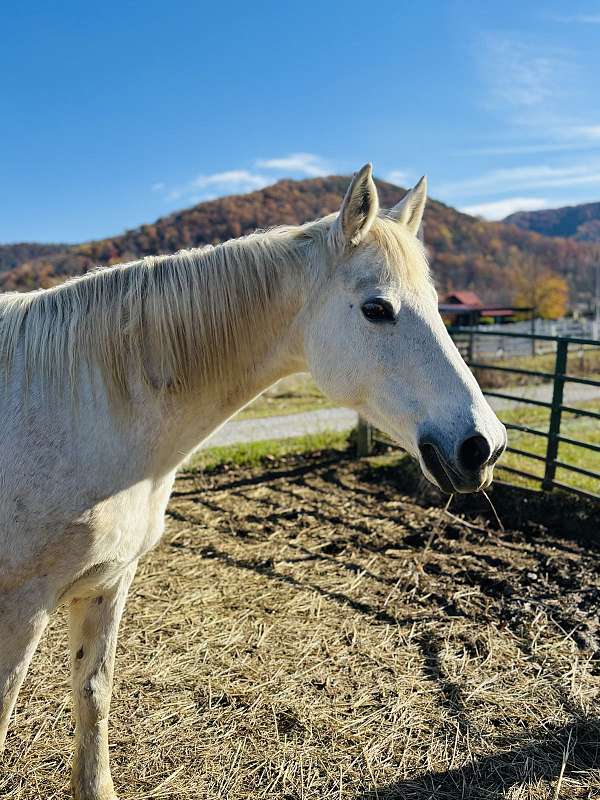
[0,165,505,799]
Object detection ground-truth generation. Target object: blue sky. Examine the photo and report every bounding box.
[1,1,599,243]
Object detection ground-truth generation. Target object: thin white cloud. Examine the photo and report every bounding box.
[565,124,600,140]
[458,140,600,156]
[553,14,600,23]
[385,170,410,186]
[256,153,331,177]
[190,170,269,191]
[156,153,335,205]
[462,197,550,220]
[480,34,571,112]
[477,32,600,131]
[470,31,600,165]
[439,161,600,198]
[167,170,271,202]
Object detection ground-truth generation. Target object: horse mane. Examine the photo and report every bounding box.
[0,213,429,398]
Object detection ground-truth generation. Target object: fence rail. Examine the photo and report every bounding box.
[357,327,600,502]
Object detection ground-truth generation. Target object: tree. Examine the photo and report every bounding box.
[511,256,569,319]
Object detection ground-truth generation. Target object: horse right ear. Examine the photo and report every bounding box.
[388,176,427,235]
[329,164,379,253]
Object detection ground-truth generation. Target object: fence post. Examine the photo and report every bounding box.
[467,312,476,363]
[542,337,568,490]
[467,329,474,364]
[356,416,373,457]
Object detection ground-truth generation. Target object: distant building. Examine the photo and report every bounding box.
[445,290,483,309]
[439,291,522,326]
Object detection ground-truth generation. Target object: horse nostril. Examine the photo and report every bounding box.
[458,434,491,472]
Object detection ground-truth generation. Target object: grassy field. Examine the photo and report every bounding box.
[4,448,598,799]
[237,374,333,420]
[473,345,600,389]
[495,401,600,497]
[186,430,350,472]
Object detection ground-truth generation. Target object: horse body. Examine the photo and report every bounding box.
[0,166,506,799]
[1,366,157,591]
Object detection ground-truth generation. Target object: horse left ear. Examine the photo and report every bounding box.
[389,175,427,235]
[330,163,379,252]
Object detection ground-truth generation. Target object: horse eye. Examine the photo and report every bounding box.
[361,299,396,323]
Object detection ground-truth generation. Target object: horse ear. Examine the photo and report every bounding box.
[389,176,427,235]
[330,163,379,251]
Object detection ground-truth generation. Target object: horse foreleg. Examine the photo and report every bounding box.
[69,562,137,800]
[0,589,49,752]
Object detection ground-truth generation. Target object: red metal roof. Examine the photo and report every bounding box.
[444,291,484,307]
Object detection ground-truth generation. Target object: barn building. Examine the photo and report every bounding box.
[439,291,520,326]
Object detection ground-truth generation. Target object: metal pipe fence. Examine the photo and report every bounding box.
[356,328,600,502]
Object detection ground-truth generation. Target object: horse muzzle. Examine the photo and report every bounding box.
[417,429,506,494]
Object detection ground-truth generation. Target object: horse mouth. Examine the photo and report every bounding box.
[419,442,483,494]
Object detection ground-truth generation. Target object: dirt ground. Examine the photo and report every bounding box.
[2,450,600,799]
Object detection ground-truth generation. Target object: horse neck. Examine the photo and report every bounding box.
[149,238,313,469]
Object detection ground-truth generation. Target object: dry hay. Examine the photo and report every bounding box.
[2,451,599,799]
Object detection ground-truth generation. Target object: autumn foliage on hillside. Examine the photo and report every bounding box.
[1,176,596,305]
[0,242,67,274]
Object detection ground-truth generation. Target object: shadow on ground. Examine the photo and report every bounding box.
[170,448,600,799]
[357,718,600,799]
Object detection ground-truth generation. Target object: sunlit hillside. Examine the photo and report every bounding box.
[2,177,596,305]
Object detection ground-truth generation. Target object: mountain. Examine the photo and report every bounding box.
[1,177,596,304]
[505,201,600,242]
[0,242,67,274]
